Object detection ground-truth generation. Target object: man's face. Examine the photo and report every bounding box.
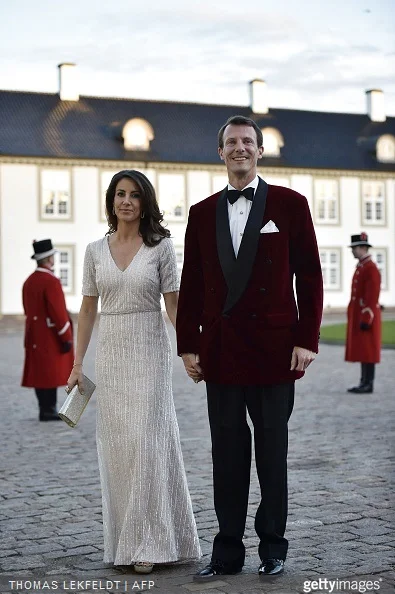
[218,124,263,178]
[351,246,365,260]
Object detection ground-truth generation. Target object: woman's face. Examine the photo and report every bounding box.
[113,177,142,223]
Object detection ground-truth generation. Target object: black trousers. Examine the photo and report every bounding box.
[206,382,295,567]
[34,388,57,411]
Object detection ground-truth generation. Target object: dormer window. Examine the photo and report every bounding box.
[122,118,154,151]
[376,134,395,162]
[261,127,284,157]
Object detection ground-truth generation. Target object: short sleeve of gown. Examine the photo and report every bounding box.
[159,238,179,294]
[82,243,99,297]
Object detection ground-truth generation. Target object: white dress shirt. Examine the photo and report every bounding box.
[227,175,259,256]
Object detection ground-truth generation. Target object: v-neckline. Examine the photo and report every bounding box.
[106,235,144,273]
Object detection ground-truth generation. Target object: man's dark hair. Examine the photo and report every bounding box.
[218,115,263,149]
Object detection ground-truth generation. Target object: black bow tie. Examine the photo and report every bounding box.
[227,187,255,205]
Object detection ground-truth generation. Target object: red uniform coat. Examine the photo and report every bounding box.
[345,255,381,363]
[176,180,324,385]
[22,267,74,388]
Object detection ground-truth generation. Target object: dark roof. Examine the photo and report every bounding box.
[1,90,395,172]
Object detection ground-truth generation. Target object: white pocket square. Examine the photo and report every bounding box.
[260,220,279,233]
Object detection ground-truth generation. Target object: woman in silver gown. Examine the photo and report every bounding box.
[67,170,201,572]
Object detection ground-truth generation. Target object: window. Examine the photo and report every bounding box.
[319,248,341,290]
[362,181,385,225]
[376,135,395,162]
[158,173,186,221]
[53,245,74,294]
[261,127,284,157]
[122,118,154,150]
[314,179,339,224]
[174,246,184,272]
[40,169,71,219]
[370,248,388,290]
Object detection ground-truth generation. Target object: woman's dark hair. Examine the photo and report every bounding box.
[105,169,170,246]
[218,115,263,149]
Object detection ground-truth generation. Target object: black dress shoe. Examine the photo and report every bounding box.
[348,383,373,394]
[258,558,284,576]
[194,560,242,582]
[39,408,61,421]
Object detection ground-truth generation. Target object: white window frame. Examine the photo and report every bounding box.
[361,180,386,226]
[157,172,186,222]
[314,179,339,225]
[370,248,388,290]
[39,168,72,221]
[319,248,341,291]
[174,245,184,273]
[53,244,75,295]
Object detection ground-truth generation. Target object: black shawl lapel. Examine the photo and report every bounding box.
[216,187,235,288]
[223,178,268,313]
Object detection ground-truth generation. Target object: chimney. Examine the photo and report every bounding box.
[366,89,385,122]
[58,63,79,101]
[249,79,268,114]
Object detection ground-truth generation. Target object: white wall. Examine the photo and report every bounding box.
[1,163,394,314]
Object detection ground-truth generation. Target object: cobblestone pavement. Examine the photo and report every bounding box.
[0,317,394,594]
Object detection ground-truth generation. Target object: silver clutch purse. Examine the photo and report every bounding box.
[58,374,96,428]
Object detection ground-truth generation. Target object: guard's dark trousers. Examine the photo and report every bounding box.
[35,388,57,411]
[206,382,295,568]
[360,363,375,388]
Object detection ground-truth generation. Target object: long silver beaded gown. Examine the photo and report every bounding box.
[82,236,201,565]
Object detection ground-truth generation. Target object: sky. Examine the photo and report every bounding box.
[0,0,394,115]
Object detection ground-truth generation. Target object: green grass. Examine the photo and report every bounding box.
[320,320,395,346]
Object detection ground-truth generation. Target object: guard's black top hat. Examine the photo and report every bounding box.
[349,232,372,248]
[31,239,57,260]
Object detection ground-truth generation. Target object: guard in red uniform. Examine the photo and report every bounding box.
[22,239,74,420]
[346,232,381,394]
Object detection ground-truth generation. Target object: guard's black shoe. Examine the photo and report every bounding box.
[347,385,362,393]
[194,560,242,582]
[258,558,284,576]
[348,383,373,394]
[39,408,61,421]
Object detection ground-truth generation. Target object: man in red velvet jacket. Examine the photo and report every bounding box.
[176,115,323,580]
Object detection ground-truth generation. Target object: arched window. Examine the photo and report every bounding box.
[261,127,284,157]
[376,134,395,162]
[122,118,154,150]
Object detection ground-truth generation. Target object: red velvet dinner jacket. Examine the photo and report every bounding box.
[176,179,323,385]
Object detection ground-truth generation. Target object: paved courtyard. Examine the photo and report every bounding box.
[0,316,394,594]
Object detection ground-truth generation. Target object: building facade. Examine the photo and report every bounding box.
[0,65,394,314]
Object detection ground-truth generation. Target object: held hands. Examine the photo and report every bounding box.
[181,353,204,383]
[66,364,85,395]
[290,346,316,372]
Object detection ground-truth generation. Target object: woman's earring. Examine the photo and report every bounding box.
[141,212,145,219]
[112,205,116,216]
